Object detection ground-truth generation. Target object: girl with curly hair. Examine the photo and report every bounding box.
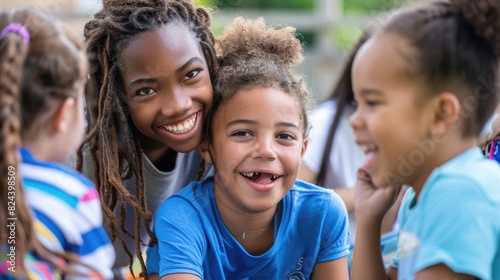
[146,17,350,280]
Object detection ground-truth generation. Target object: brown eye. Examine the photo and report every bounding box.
[136,88,156,96]
[184,70,200,81]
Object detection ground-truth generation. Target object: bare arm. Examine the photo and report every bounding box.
[351,169,402,280]
[351,217,389,280]
[380,185,407,235]
[415,264,475,280]
[160,274,201,280]
[311,257,349,280]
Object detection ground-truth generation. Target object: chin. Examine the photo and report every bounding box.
[169,137,202,153]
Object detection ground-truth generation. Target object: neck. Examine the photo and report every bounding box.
[411,134,477,197]
[225,218,274,240]
[138,133,171,163]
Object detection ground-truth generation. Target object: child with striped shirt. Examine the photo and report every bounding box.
[0,7,114,279]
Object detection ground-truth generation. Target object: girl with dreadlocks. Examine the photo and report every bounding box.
[79,0,216,278]
[350,0,500,279]
[0,7,114,279]
[146,17,350,280]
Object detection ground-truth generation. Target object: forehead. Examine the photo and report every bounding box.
[352,33,414,88]
[120,23,203,71]
[218,87,301,122]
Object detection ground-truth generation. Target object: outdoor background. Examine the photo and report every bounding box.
[0,0,411,102]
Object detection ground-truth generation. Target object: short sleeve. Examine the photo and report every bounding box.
[149,197,206,279]
[317,191,350,262]
[415,177,499,279]
[68,188,115,280]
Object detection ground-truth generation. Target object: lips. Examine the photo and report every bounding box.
[162,113,197,134]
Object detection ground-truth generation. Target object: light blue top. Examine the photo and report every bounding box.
[392,147,500,280]
[147,177,350,279]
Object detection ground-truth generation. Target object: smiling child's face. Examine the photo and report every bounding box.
[203,87,308,213]
[350,33,438,188]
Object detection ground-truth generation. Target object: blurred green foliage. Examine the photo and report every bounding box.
[201,0,404,13]
[344,0,404,14]
[332,26,364,50]
[201,0,314,10]
[200,0,405,50]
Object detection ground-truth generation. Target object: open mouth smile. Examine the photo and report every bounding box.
[162,113,197,134]
[241,172,280,184]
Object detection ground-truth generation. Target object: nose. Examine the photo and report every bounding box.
[349,106,364,131]
[252,135,277,160]
[161,86,192,117]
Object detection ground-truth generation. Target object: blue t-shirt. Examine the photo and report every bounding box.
[392,147,500,280]
[147,177,350,279]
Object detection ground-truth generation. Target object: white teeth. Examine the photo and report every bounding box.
[164,114,197,134]
[271,175,278,181]
[360,144,377,153]
[242,172,257,178]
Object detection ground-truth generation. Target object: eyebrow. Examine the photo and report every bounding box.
[358,88,383,96]
[127,57,203,90]
[177,57,203,73]
[227,119,299,129]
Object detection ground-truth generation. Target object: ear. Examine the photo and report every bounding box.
[198,139,213,164]
[51,98,75,133]
[300,137,309,159]
[430,92,461,138]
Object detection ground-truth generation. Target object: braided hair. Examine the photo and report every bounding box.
[80,0,216,276]
[0,7,87,277]
[378,0,500,137]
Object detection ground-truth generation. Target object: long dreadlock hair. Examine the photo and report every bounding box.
[79,0,217,276]
[0,7,87,277]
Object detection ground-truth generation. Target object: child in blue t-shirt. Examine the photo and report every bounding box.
[0,7,114,279]
[146,17,350,280]
[349,0,500,279]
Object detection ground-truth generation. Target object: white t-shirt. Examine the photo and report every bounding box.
[302,99,365,241]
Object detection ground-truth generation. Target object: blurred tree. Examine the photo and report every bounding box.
[204,0,404,13]
[208,0,314,10]
[344,0,404,13]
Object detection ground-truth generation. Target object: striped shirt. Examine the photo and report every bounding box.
[18,148,114,279]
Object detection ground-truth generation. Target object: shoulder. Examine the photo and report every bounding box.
[289,180,347,215]
[158,179,212,216]
[424,148,500,204]
[21,159,97,206]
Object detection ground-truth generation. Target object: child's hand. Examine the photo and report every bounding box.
[354,168,403,223]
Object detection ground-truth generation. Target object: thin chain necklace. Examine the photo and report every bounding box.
[226,220,274,240]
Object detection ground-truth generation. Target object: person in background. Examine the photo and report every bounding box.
[0,7,114,279]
